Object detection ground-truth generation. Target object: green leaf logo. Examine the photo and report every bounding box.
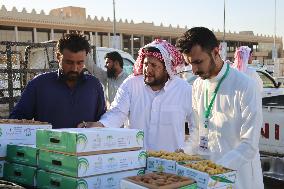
[107,177,114,183]
[136,131,144,145]
[108,157,115,163]
[211,176,234,183]
[78,158,89,175]
[77,134,88,150]
[138,151,147,164]
[157,165,165,173]
[107,135,113,140]
[78,179,88,189]
[137,169,145,175]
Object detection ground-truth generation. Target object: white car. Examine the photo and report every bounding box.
[27,43,135,76]
[86,47,135,76]
[179,66,284,99]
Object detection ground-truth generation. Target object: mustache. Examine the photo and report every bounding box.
[194,72,204,76]
[65,71,80,81]
[67,71,79,75]
[67,71,80,77]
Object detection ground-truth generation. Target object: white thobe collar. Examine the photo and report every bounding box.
[207,62,226,83]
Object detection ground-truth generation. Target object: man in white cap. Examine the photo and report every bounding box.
[80,39,194,152]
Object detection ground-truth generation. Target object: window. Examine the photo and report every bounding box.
[257,71,276,88]
[263,95,284,106]
[123,58,134,76]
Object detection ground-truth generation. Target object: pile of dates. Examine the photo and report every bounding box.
[148,150,202,161]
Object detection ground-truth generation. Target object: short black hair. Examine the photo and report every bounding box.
[176,27,219,54]
[104,51,123,68]
[57,32,91,54]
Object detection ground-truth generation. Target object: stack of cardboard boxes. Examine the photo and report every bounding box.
[4,144,39,187]
[0,119,52,186]
[36,127,146,189]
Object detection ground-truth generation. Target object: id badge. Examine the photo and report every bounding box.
[199,135,209,155]
[204,117,209,128]
[199,119,209,155]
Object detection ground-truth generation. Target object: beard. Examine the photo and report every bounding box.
[65,71,81,81]
[107,67,116,78]
[197,55,217,80]
[144,74,169,87]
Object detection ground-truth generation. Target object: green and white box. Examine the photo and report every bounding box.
[37,128,144,154]
[0,123,52,157]
[6,144,38,166]
[0,160,4,178]
[4,162,37,187]
[38,150,147,177]
[176,164,236,189]
[147,157,177,174]
[37,169,145,189]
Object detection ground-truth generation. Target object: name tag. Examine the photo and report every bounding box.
[204,117,209,128]
[199,135,209,154]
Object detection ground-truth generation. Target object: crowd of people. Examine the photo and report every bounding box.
[10,27,264,188]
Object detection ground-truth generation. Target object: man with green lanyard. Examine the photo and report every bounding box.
[176,27,263,189]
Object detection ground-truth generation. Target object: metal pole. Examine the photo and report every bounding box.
[6,44,14,113]
[273,0,276,57]
[113,0,116,36]
[223,0,226,42]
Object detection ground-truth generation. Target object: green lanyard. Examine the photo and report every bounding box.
[204,63,230,128]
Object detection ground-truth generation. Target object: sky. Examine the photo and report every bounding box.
[1,0,284,45]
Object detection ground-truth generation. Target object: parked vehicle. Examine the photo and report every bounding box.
[257,68,284,183]
[85,47,135,76]
[27,45,135,76]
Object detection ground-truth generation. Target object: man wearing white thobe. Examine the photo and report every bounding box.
[176,27,264,189]
[80,39,194,152]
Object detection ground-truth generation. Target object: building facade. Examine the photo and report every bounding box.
[0,5,283,61]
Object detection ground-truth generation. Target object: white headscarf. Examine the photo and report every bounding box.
[133,39,185,78]
[232,46,251,72]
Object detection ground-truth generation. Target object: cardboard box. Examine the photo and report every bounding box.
[0,160,4,178]
[120,179,197,189]
[147,157,202,174]
[3,162,37,187]
[6,144,38,166]
[0,122,52,140]
[176,164,236,189]
[120,172,197,189]
[147,157,177,174]
[147,151,203,174]
[38,150,147,177]
[0,123,52,157]
[36,127,144,155]
[37,169,145,189]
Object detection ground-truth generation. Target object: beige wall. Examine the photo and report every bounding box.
[0,5,283,60]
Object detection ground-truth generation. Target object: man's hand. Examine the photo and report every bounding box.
[77,121,105,128]
[175,149,184,153]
